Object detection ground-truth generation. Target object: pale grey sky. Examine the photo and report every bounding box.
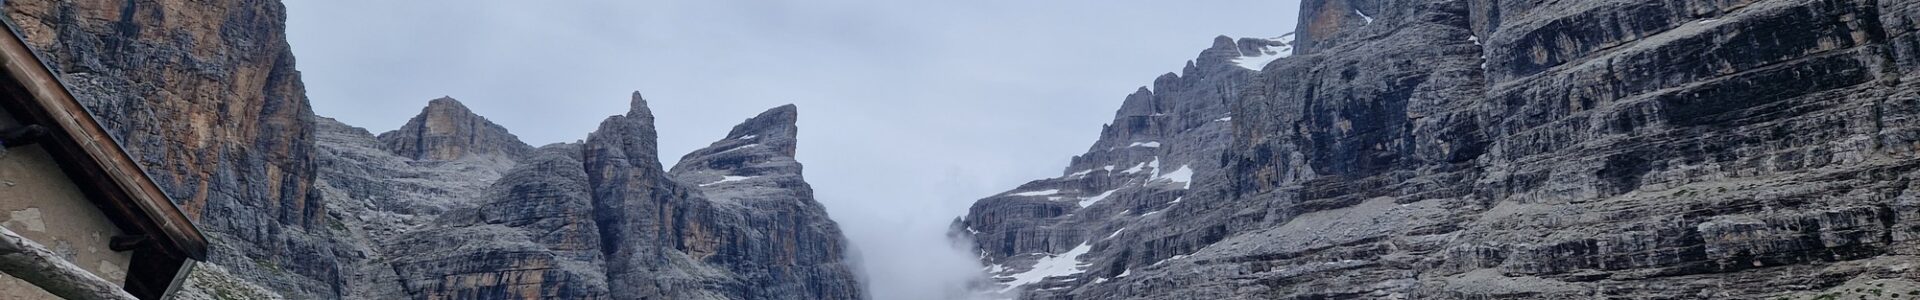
[283,1,1298,299]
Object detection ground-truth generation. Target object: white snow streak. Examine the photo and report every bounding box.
[997,243,1095,292]
[1122,157,1161,175]
[1079,189,1120,207]
[700,176,754,187]
[1012,189,1062,197]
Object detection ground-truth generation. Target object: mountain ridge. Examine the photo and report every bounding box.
[958,0,1920,299]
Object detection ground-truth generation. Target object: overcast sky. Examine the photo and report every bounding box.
[283,1,1298,299]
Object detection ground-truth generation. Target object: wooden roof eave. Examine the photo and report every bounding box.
[0,15,208,261]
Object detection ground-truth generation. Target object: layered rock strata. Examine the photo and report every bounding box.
[960,0,1920,299]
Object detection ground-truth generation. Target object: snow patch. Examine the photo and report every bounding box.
[1152,254,1189,266]
[1155,165,1195,189]
[1232,34,1296,71]
[1107,228,1127,239]
[998,243,1095,292]
[713,143,760,155]
[737,135,758,140]
[1122,157,1161,175]
[1079,189,1120,207]
[1355,9,1374,24]
[1216,116,1233,122]
[700,176,754,187]
[1012,189,1062,197]
[1128,141,1162,148]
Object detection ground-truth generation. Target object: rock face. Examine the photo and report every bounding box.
[342,95,864,300]
[957,34,1279,299]
[1,0,346,298]
[585,96,864,300]
[378,97,535,161]
[960,0,1920,299]
[0,0,867,298]
[664,104,864,300]
[383,143,607,299]
[310,114,516,299]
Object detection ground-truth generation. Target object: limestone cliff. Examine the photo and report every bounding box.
[334,95,865,300]
[958,33,1282,299]
[0,0,868,298]
[666,104,864,300]
[585,96,864,300]
[960,0,1920,299]
[2,0,345,297]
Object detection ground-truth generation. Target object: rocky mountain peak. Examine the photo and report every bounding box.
[670,104,808,189]
[628,91,654,118]
[1193,36,1254,73]
[1229,33,1294,71]
[722,104,800,157]
[376,96,533,161]
[426,96,465,110]
[1209,35,1238,50]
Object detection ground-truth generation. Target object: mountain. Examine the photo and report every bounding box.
[3,0,345,298]
[0,0,867,298]
[956,34,1278,299]
[318,96,867,300]
[958,0,1920,299]
[377,97,536,161]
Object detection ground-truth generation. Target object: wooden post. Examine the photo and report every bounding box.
[0,226,138,300]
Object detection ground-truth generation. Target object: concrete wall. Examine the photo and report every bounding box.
[0,106,134,299]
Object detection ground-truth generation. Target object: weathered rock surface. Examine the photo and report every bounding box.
[665,104,864,300]
[1,0,347,298]
[957,33,1275,299]
[312,114,515,299]
[345,95,864,300]
[961,0,1920,299]
[586,95,864,300]
[0,0,868,297]
[378,97,535,161]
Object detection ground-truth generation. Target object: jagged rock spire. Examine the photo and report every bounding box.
[628,91,654,118]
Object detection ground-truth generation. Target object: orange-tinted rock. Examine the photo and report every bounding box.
[4,0,348,298]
